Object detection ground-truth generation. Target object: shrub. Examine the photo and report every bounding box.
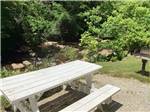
[0,68,21,78]
[57,46,79,61]
[22,1,71,48]
[0,96,11,111]
[80,1,150,62]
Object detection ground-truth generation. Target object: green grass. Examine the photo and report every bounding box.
[98,55,150,83]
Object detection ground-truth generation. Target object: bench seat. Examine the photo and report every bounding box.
[59,84,120,112]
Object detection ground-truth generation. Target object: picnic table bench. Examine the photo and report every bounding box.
[60,84,120,112]
[1,60,102,112]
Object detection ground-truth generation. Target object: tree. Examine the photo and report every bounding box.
[22,1,71,47]
[1,1,24,63]
[80,1,150,60]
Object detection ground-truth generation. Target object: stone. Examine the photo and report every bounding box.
[99,49,113,57]
[42,41,58,48]
[56,45,65,49]
[11,63,25,70]
[36,61,42,66]
[22,60,31,66]
[37,57,41,61]
[29,52,36,57]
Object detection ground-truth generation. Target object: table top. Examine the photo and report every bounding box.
[0,60,102,103]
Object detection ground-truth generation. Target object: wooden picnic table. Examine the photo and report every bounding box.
[0,60,102,112]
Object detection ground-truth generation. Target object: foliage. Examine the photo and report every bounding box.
[0,67,21,78]
[0,96,11,110]
[80,32,98,51]
[2,1,150,64]
[22,1,71,47]
[1,1,77,63]
[58,46,80,61]
[1,1,25,61]
[100,1,150,52]
[80,1,150,61]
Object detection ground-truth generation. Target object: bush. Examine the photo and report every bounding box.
[57,46,80,61]
[80,1,150,62]
[22,1,71,48]
[0,68,21,78]
[0,96,11,111]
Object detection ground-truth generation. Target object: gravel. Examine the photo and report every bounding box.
[94,74,150,112]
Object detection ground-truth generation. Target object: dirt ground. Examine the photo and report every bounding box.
[38,74,150,112]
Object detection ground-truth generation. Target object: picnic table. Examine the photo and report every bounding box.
[0,60,102,112]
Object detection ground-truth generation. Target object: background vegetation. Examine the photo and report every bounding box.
[2,1,150,64]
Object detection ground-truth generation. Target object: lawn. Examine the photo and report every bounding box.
[98,55,150,83]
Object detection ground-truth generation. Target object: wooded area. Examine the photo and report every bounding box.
[2,1,150,64]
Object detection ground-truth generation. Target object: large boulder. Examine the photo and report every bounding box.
[99,49,113,57]
[11,63,25,70]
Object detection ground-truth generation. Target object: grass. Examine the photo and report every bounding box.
[98,55,150,83]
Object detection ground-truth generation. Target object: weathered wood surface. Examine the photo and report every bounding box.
[59,84,120,112]
[0,60,102,103]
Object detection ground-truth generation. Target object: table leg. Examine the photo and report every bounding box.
[36,92,44,101]
[97,104,104,112]
[29,96,40,112]
[105,97,112,105]
[14,101,30,112]
[85,74,96,94]
[13,105,17,112]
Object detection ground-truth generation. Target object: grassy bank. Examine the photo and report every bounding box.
[98,55,150,83]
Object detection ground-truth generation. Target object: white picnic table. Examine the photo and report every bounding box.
[0,60,102,112]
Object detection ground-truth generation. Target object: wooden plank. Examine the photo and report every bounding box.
[2,61,100,88]
[3,62,91,90]
[4,64,95,94]
[8,65,100,102]
[2,61,81,85]
[60,84,113,111]
[1,60,102,103]
[77,86,120,112]
[60,84,120,112]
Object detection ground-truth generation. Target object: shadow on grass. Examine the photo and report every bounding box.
[136,71,150,77]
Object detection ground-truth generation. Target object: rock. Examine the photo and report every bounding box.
[11,63,25,70]
[99,49,113,57]
[56,45,65,49]
[29,52,36,57]
[36,61,42,66]
[37,57,41,61]
[22,60,31,66]
[42,41,58,48]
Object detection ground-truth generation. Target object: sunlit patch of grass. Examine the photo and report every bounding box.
[98,55,150,83]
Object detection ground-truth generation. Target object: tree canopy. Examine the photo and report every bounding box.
[1,1,150,62]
